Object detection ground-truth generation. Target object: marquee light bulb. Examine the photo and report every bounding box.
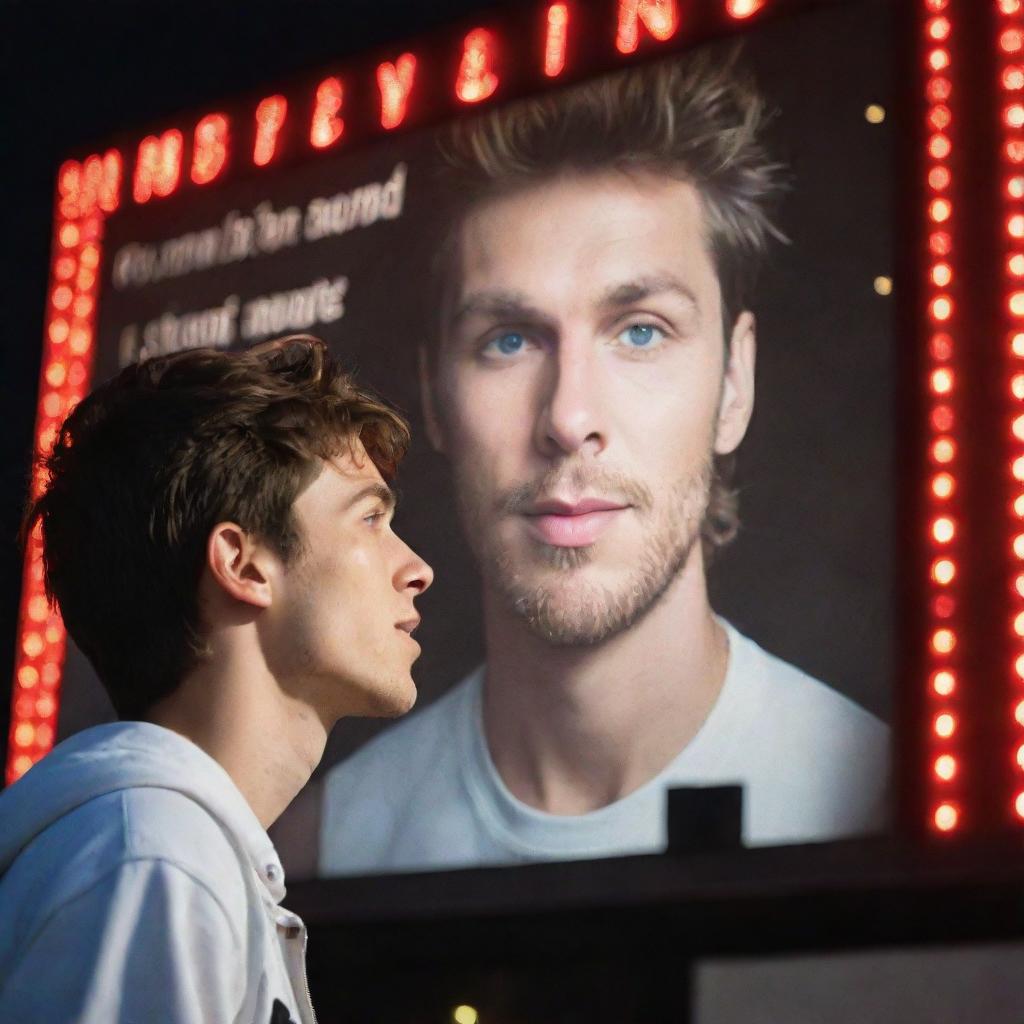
[934,802,958,831]
[933,670,956,697]
[726,0,763,18]
[933,516,955,543]
[934,754,957,781]
[931,558,956,584]
[934,713,956,738]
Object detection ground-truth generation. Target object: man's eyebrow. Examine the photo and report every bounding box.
[450,289,554,328]
[598,275,700,309]
[345,483,397,512]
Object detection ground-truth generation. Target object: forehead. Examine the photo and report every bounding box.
[294,437,388,516]
[453,169,719,311]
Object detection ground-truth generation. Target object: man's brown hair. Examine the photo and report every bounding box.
[25,336,409,720]
[432,47,786,556]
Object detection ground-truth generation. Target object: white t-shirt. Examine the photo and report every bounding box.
[320,621,890,876]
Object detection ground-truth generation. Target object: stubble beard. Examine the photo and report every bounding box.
[456,458,713,647]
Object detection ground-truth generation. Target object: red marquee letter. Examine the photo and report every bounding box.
[616,0,678,54]
[311,77,344,149]
[191,113,229,186]
[133,130,184,204]
[544,3,569,78]
[377,53,417,130]
[254,95,288,166]
[455,28,499,103]
[58,150,122,218]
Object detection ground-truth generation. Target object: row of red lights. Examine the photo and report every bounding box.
[996,0,1024,827]
[921,0,961,834]
[55,0,766,219]
[6,0,768,783]
[5,209,109,784]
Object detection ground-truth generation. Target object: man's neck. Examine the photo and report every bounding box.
[481,555,727,815]
[147,645,328,831]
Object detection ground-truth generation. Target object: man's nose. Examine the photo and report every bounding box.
[534,339,607,457]
[396,541,433,596]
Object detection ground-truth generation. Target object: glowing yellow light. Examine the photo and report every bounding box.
[48,319,69,344]
[933,517,955,543]
[930,368,953,394]
[929,105,952,131]
[59,223,79,248]
[934,713,956,738]
[1015,611,1024,637]
[929,166,951,191]
[932,262,953,286]
[927,16,951,40]
[1015,533,1024,558]
[933,670,956,696]
[1012,255,1024,278]
[17,665,39,689]
[932,629,956,654]
[930,198,952,223]
[44,625,61,644]
[1016,698,1024,725]
[931,295,953,321]
[934,802,958,831]
[1003,29,1024,54]
[932,437,955,463]
[1011,292,1024,317]
[932,558,956,584]
[1014,456,1024,481]
[1015,493,1024,517]
[80,244,99,268]
[932,474,955,500]
[929,133,951,160]
[1016,652,1024,678]
[929,48,951,71]
[865,104,886,124]
[453,1007,479,1024]
[1008,104,1024,129]
[726,0,764,18]
[14,722,36,748]
[1013,374,1024,399]
[1003,0,1023,14]
[22,632,44,658]
[27,595,48,622]
[1016,792,1024,819]
[36,695,55,720]
[934,754,957,781]
[41,663,60,687]
[1010,214,1024,238]
[1006,65,1024,90]
[873,275,893,295]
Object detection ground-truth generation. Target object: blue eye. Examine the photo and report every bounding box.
[483,331,528,358]
[617,323,664,349]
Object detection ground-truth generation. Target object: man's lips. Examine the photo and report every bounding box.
[395,617,421,643]
[523,498,630,547]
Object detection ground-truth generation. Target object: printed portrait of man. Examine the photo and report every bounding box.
[319,47,890,876]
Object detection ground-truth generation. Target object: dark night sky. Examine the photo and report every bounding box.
[0,0,497,766]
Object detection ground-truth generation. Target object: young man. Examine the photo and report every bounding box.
[319,52,888,876]
[0,337,432,1021]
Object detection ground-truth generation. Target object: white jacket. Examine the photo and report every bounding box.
[0,721,316,1024]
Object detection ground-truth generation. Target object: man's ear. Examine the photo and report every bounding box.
[714,311,757,456]
[417,345,445,454]
[205,523,275,610]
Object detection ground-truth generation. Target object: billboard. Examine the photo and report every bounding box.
[10,0,922,887]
